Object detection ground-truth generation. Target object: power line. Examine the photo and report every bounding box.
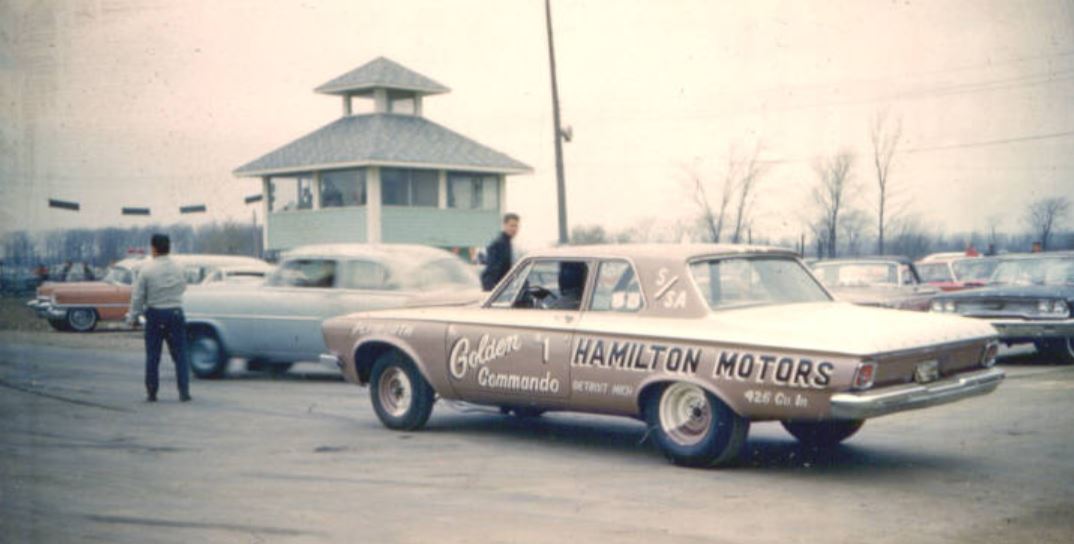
[758,129,1074,165]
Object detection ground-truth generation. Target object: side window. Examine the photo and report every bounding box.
[339,260,393,290]
[500,260,589,311]
[900,264,916,285]
[269,259,337,288]
[590,260,643,312]
[490,262,533,307]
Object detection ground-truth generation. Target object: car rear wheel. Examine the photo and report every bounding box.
[370,351,435,431]
[781,419,864,447]
[188,327,228,379]
[66,308,98,332]
[1036,338,1074,365]
[645,382,749,468]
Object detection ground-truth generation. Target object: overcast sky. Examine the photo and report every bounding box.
[2,0,1073,249]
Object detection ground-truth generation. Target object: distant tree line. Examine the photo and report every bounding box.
[1,222,261,269]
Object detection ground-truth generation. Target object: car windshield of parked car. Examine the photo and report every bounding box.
[989,257,1074,286]
[691,257,830,310]
[952,258,998,282]
[917,262,954,283]
[102,266,134,285]
[268,259,337,288]
[811,262,898,287]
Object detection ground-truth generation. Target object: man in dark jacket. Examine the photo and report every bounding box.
[481,213,520,291]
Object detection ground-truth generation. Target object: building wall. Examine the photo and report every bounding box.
[266,208,368,251]
[380,207,500,247]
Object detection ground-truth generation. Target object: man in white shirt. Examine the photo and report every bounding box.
[127,234,191,402]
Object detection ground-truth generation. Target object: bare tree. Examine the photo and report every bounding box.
[730,144,768,244]
[570,224,610,245]
[839,208,871,257]
[870,110,902,255]
[1025,196,1071,250]
[690,169,730,243]
[813,150,855,258]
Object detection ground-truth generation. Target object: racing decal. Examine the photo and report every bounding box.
[572,337,701,374]
[449,334,561,394]
[713,350,833,389]
[572,380,634,397]
[743,389,810,408]
[352,321,414,338]
[653,268,687,309]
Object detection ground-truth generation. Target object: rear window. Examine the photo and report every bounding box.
[690,257,830,310]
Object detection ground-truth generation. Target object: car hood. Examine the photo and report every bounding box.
[697,301,995,355]
[938,284,1074,300]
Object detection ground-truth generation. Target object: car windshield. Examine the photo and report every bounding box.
[952,258,998,282]
[690,256,830,310]
[916,262,954,283]
[989,257,1074,286]
[811,262,899,287]
[102,266,134,285]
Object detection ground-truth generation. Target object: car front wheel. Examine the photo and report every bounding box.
[188,327,228,379]
[1037,338,1074,365]
[781,419,864,447]
[47,318,71,332]
[66,308,98,332]
[645,382,749,468]
[370,352,435,431]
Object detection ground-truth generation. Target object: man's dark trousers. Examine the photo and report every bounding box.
[144,307,190,397]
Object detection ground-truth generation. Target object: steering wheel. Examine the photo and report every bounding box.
[525,285,558,309]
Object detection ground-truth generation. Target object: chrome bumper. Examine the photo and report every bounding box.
[987,319,1074,340]
[318,353,343,370]
[829,367,1005,420]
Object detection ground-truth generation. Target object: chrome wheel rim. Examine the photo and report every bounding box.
[68,309,95,331]
[190,337,221,372]
[658,383,712,447]
[378,367,413,418]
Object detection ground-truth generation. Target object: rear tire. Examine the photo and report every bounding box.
[1036,338,1074,365]
[66,308,98,332]
[782,419,864,447]
[645,382,749,468]
[188,326,228,379]
[370,351,435,431]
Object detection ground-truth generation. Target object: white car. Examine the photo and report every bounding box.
[183,244,483,378]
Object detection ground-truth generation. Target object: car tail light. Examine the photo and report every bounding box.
[981,341,1000,368]
[852,361,877,390]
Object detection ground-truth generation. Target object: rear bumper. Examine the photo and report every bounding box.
[318,353,343,370]
[987,319,1074,341]
[829,367,1005,420]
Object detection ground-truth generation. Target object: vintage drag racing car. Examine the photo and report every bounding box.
[321,244,1004,467]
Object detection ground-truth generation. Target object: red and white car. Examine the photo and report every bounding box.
[915,253,999,292]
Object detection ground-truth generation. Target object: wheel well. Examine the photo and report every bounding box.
[354,342,404,385]
[636,381,671,417]
[636,380,739,418]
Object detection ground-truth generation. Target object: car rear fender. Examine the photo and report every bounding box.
[635,374,746,419]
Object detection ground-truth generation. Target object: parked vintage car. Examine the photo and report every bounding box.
[320,244,1003,467]
[28,254,270,332]
[183,244,483,379]
[930,252,1074,364]
[915,255,999,292]
[810,257,938,311]
[197,262,275,284]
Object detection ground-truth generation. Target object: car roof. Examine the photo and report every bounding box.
[992,251,1074,260]
[282,243,458,261]
[523,243,798,261]
[812,255,913,266]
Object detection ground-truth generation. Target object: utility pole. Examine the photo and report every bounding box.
[545,0,568,244]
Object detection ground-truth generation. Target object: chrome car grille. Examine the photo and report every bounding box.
[955,299,1054,319]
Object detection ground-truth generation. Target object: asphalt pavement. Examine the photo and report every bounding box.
[1,333,1072,543]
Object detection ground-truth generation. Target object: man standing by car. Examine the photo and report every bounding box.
[127,234,191,402]
[481,213,519,291]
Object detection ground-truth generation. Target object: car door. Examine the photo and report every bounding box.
[445,259,589,406]
[252,258,340,361]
